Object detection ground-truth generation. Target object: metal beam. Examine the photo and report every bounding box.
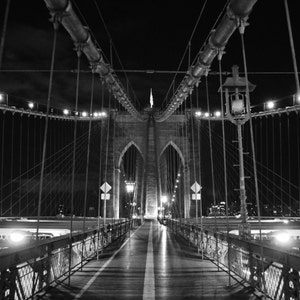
[156,0,258,122]
[43,0,145,121]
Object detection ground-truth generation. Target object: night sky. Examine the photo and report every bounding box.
[0,0,299,113]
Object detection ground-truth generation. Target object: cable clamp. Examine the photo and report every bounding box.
[238,18,249,35]
[49,11,66,30]
[217,47,226,61]
[74,42,86,58]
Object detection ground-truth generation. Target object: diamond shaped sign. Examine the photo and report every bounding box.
[191,181,201,193]
[100,182,111,193]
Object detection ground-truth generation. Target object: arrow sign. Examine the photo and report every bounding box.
[191,181,201,193]
[100,182,111,193]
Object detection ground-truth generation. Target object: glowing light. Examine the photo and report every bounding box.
[214,111,221,117]
[274,231,290,244]
[204,112,210,117]
[177,173,181,177]
[10,231,26,243]
[63,109,70,115]
[266,101,275,110]
[81,111,88,117]
[93,112,99,117]
[161,195,168,203]
[295,93,300,104]
[125,181,135,193]
[28,102,34,109]
[0,92,8,104]
[195,111,202,117]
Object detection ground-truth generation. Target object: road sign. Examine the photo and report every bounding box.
[192,193,201,200]
[101,193,110,200]
[100,182,111,193]
[191,181,201,193]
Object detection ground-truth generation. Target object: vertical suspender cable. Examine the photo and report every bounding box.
[19,114,23,216]
[36,20,58,238]
[279,116,283,212]
[69,41,82,284]
[297,113,300,215]
[254,118,258,204]
[196,87,203,259]
[284,0,300,97]
[259,117,262,205]
[33,116,37,179]
[97,83,105,260]
[218,54,230,284]
[82,70,95,266]
[103,93,111,224]
[10,115,14,216]
[188,40,198,222]
[205,76,217,208]
[184,98,189,218]
[47,119,51,215]
[27,116,30,215]
[266,116,270,205]
[70,44,82,226]
[287,115,291,215]
[240,26,261,234]
[240,26,265,291]
[0,0,11,70]
[0,113,5,215]
[189,88,197,223]
[205,75,219,269]
[83,71,95,229]
[53,120,57,205]
[272,116,275,210]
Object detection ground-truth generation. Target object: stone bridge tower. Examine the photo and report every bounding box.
[103,109,193,219]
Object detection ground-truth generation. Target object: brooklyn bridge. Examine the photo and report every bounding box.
[0,0,300,299]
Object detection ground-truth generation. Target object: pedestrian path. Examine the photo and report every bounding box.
[39,220,260,299]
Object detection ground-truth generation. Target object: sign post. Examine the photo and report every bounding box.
[100,182,111,224]
[191,181,202,256]
[191,181,202,224]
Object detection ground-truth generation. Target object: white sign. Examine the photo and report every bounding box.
[101,193,110,200]
[191,181,201,193]
[192,193,201,200]
[100,182,111,193]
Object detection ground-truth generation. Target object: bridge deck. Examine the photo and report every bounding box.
[39,221,259,299]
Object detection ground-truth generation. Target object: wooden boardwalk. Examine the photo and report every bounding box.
[39,220,260,299]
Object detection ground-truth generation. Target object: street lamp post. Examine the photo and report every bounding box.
[221,65,255,239]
